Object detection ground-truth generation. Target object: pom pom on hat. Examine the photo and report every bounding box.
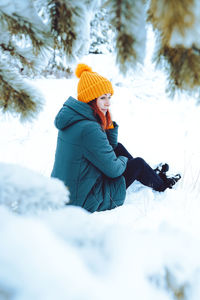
[75,63,92,78]
[75,63,114,103]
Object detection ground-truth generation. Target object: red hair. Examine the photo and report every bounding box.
[88,99,113,130]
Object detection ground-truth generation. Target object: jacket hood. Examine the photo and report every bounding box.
[54,97,96,130]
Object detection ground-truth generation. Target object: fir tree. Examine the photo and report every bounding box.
[89,8,115,54]
[1,0,200,121]
[0,0,96,121]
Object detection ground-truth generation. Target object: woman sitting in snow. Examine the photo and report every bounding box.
[51,64,181,212]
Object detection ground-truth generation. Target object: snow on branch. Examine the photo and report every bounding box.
[47,0,92,61]
[0,62,44,121]
[0,42,35,70]
[83,0,101,11]
[148,0,200,97]
[104,0,146,74]
[148,0,195,46]
[0,3,51,55]
[154,44,200,97]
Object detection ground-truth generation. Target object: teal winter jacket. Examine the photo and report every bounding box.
[51,97,128,212]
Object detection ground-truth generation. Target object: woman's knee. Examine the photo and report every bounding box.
[134,157,146,167]
[116,142,123,150]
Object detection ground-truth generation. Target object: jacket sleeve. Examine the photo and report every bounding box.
[82,123,128,178]
[106,121,119,149]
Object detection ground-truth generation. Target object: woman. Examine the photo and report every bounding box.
[51,64,180,212]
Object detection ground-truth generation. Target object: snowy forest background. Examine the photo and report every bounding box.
[1,0,200,299]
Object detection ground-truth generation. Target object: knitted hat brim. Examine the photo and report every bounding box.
[78,80,114,103]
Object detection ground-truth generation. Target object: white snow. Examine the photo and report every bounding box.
[1,30,200,299]
[0,162,69,214]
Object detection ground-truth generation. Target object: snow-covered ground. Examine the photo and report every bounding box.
[1,41,200,299]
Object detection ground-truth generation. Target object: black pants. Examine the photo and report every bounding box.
[114,143,165,191]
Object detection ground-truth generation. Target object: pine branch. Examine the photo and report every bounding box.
[47,0,81,58]
[0,64,43,121]
[192,45,200,56]
[83,0,100,10]
[0,43,34,70]
[148,0,200,97]
[148,0,195,46]
[48,0,74,54]
[154,45,200,96]
[164,268,188,300]
[0,10,51,55]
[0,0,96,121]
[104,0,146,74]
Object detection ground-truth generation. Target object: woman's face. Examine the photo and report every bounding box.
[96,94,111,115]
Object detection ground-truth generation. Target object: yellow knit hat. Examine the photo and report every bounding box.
[75,63,114,103]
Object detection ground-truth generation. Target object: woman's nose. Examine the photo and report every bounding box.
[105,97,110,106]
